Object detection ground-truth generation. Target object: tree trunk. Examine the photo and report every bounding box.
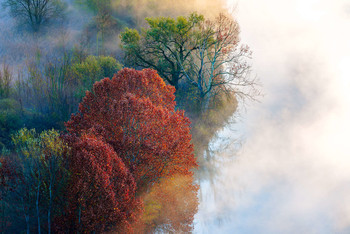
[22,198,30,234]
[48,181,52,234]
[200,91,211,113]
[36,174,41,234]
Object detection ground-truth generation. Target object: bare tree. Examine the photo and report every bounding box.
[179,13,259,111]
[2,0,66,32]
[0,63,13,98]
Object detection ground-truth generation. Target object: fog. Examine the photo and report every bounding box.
[0,0,228,67]
[1,0,349,232]
[195,0,350,233]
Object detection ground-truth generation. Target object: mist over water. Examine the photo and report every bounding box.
[195,0,350,233]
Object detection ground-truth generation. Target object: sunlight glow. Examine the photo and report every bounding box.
[296,0,325,21]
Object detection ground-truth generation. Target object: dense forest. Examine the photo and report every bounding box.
[0,0,258,232]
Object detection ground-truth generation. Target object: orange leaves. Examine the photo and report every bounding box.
[66,68,197,188]
[64,68,198,232]
[62,132,141,233]
[141,174,199,232]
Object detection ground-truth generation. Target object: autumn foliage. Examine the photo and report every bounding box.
[60,68,198,232]
[142,174,199,233]
[60,131,141,233]
[66,68,197,189]
[0,4,253,232]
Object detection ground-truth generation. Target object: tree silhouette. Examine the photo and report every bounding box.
[2,0,66,32]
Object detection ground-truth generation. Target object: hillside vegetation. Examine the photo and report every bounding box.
[0,0,258,232]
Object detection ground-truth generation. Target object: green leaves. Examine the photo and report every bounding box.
[120,28,141,47]
[120,13,205,88]
[70,55,122,101]
[120,12,254,116]
[1,127,69,233]
[11,128,67,161]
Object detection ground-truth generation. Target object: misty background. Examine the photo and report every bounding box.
[1,0,349,232]
[195,0,350,233]
[0,0,228,67]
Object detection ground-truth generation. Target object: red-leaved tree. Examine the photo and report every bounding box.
[66,68,197,189]
[59,130,141,233]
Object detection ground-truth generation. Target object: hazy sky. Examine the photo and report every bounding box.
[195,0,350,233]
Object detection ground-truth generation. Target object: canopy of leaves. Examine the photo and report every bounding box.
[120,13,204,89]
[142,174,199,233]
[1,128,68,233]
[70,55,122,100]
[121,13,257,116]
[66,68,197,189]
[60,131,141,233]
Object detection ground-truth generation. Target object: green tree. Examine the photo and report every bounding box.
[1,128,68,233]
[13,54,122,131]
[120,13,204,90]
[70,55,122,101]
[121,13,258,113]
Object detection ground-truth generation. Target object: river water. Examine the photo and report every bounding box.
[194,0,350,233]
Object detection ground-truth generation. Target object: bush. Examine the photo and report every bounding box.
[70,55,122,100]
[0,97,61,149]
